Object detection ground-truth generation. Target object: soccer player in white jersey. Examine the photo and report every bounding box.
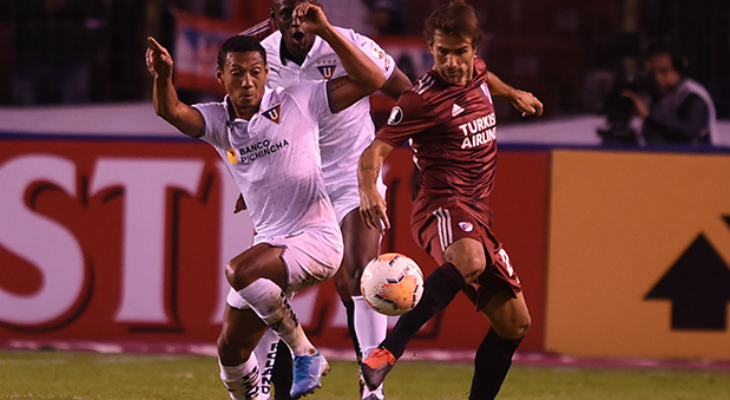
[237,2,413,400]
[145,3,387,400]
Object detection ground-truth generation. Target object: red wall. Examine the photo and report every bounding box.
[0,139,549,352]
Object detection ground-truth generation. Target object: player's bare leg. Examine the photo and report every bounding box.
[332,259,362,362]
[341,208,389,399]
[470,290,531,400]
[217,306,269,400]
[362,238,482,390]
[226,244,330,399]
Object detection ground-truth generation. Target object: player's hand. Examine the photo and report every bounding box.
[359,187,390,235]
[234,194,247,214]
[292,2,330,36]
[510,89,543,117]
[146,36,173,80]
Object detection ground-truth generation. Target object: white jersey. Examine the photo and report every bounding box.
[261,27,393,212]
[193,81,341,243]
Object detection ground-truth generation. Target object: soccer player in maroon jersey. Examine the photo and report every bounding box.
[357,1,543,399]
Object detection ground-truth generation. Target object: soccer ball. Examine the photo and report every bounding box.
[361,252,424,316]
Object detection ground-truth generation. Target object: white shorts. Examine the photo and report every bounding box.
[327,174,387,225]
[227,227,344,310]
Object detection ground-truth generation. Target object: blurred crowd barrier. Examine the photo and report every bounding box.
[1,0,727,121]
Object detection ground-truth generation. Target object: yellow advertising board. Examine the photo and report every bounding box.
[546,149,730,360]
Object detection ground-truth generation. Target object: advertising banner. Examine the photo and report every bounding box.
[546,149,730,360]
[173,10,243,96]
[0,138,549,352]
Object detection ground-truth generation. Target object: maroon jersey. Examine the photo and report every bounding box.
[376,57,498,227]
[240,19,276,41]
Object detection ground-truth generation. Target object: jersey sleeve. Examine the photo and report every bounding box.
[339,27,396,82]
[285,80,333,122]
[191,102,228,149]
[239,20,275,42]
[376,90,431,148]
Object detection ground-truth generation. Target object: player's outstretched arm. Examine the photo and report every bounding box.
[380,67,413,99]
[358,139,394,234]
[487,71,544,117]
[294,3,386,112]
[146,36,205,138]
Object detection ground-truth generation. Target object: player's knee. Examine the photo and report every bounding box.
[348,277,363,296]
[332,269,352,300]
[452,257,486,283]
[217,330,255,364]
[342,252,370,289]
[444,245,487,283]
[498,314,531,340]
[347,265,365,295]
[513,317,531,339]
[225,258,255,290]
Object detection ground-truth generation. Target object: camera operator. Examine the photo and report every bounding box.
[595,33,644,145]
[622,42,717,146]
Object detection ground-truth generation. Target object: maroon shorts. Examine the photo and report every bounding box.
[412,204,522,310]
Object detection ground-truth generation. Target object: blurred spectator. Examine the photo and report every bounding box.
[622,41,717,146]
[320,0,375,36]
[363,0,408,35]
[13,0,108,105]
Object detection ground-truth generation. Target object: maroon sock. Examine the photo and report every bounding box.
[469,328,523,400]
[381,262,465,358]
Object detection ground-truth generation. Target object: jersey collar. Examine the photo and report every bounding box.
[278,34,323,68]
[224,93,271,125]
[429,57,485,88]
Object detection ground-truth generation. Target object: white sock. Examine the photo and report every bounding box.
[218,355,262,400]
[352,296,388,359]
[253,329,280,400]
[237,278,315,356]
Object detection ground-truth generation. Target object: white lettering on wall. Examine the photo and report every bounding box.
[90,158,204,324]
[213,161,255,323]
[0,155,85,325]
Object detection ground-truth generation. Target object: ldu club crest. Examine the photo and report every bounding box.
[316,64,337,80]
[262,104,281,124]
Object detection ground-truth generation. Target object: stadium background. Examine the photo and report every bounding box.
[1,0,730,364]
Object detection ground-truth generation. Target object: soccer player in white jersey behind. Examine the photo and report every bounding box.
[237,1,413,400]
[145,3,387,399]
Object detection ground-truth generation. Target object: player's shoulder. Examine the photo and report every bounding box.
[280,80,321,96]
[331,26,384,52]
[193,99,227,120]
[474,56,487,70]
[309,27,363,56]
[333,26,364,43]
[407,72,440,98]
[388,86,432,123]
[191,100,229,144]
[278,81,324,111]
[473,57,489,81]
[260,31,282,54]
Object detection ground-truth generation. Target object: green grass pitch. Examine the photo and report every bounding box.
[0,350,728,399]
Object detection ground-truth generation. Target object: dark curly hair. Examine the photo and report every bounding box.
[218,35,268,68]
[423,0,482,48]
